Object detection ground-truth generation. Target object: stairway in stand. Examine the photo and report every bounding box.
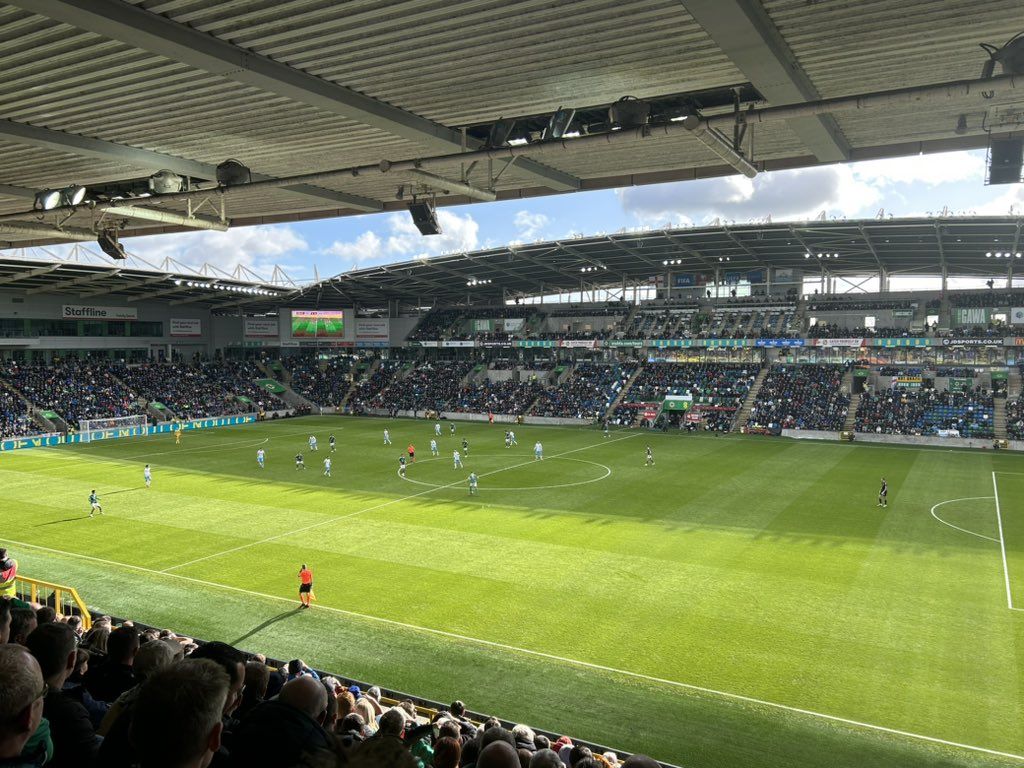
[731,366,770,431]
[994,401,1008,440]
[843,393,861,432]
[604,364,645,423]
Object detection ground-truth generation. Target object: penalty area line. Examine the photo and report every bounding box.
[2,535,1022,763]
[928,497,999,543]
[992,471,1016,611]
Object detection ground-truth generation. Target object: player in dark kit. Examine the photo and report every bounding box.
[877,477,888,507]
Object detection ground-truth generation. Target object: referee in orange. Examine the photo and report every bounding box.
[298,564,314,609]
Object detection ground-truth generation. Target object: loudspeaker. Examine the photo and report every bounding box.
[408,202,441,235]
[97,231,127,260]
[988,137,1024,184]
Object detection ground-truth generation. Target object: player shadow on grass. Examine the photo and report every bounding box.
[34,515,93,526]
[230,607,303,646]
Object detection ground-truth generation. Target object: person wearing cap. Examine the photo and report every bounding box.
[0,549,17,598]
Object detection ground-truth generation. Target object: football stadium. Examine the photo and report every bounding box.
[1,2,1023,768]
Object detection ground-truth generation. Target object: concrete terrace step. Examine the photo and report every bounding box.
[732,366,770,431]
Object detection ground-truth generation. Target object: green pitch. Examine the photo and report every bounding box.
[3,417,1022,767]
[291,316,344,337]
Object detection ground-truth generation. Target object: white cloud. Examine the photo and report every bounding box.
[618,164,879,226]
[616,150,994,227]
[122,225,309,276]
[323,230,383,265]
[513,210,550,240]
[848,151,985,187]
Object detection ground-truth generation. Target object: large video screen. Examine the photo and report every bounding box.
[290,309,346,338]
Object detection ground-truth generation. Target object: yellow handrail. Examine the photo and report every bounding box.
[13,575,92,630]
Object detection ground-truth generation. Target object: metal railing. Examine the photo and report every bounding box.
[13,575,92,630]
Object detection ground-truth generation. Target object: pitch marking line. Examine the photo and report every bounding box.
[162,432,640,573]
[929,497,999,543]
[2,536,1021,763]
[397,454,612,491]
[992,472,1017,611]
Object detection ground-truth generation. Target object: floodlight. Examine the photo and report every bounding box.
[33,189,61,211]
[408,200,441,236]
[608,96,650,129]
[97,230,127,260]
[60,185,87,206]
[149,170,185,195]
[487,118,517,148]
[542,107,576,140]
[216,159,252,186]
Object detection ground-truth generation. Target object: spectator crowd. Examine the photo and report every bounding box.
[0,585,662,768]
[747,364,850,431]
[855,386,994,437]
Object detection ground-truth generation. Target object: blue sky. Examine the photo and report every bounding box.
[20,149,1024,283]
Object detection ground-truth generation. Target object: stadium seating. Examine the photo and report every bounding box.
[114,362,253,420]
[451,377,546,415]
[0,387,34,439]
[287,354,356,407]
[347,360,404,412]
[747,364,850,431]
[531,362,637,419]
[855,387,995,437]
[612,362,757,429]
[200,361,285,410]
[368,360,477,411]
[3,358,145,427]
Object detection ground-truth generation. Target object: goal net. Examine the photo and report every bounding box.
[78,414,149,442]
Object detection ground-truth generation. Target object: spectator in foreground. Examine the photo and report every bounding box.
[85,624,139,703]
[130,659,229,768]
[8,610,36,647]
[25,622,100,768]
[226,675,335,767]
[0,597,11,644]
[0,645,48,767]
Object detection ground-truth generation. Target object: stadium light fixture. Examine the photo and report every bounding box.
[60,185,87,206]
[216,159,252,187]
[987,252,993,257]
[97,230,128,260]
[33,189,61,211]
[149,170,186,195]
[486,118,517,148]
[542,107,576,140]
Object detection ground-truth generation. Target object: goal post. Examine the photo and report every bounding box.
[78,414,149,443]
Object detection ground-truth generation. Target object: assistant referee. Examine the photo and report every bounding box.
[298,564,314,609]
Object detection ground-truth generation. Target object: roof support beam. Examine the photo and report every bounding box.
[79,273,170,298]
[856,225,885,271]
[605,237,668,271]
[127,284,191,302]
[0,264,61,286]
[0,183,38,201]
[682,0,850,162]
[0,118,382,212]
[18,0,579,194]
[25,269,119,294]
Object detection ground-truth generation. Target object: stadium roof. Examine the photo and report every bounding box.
[307,215,1024,306]
[0,1,1020,248]
[4,216,1023,311]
